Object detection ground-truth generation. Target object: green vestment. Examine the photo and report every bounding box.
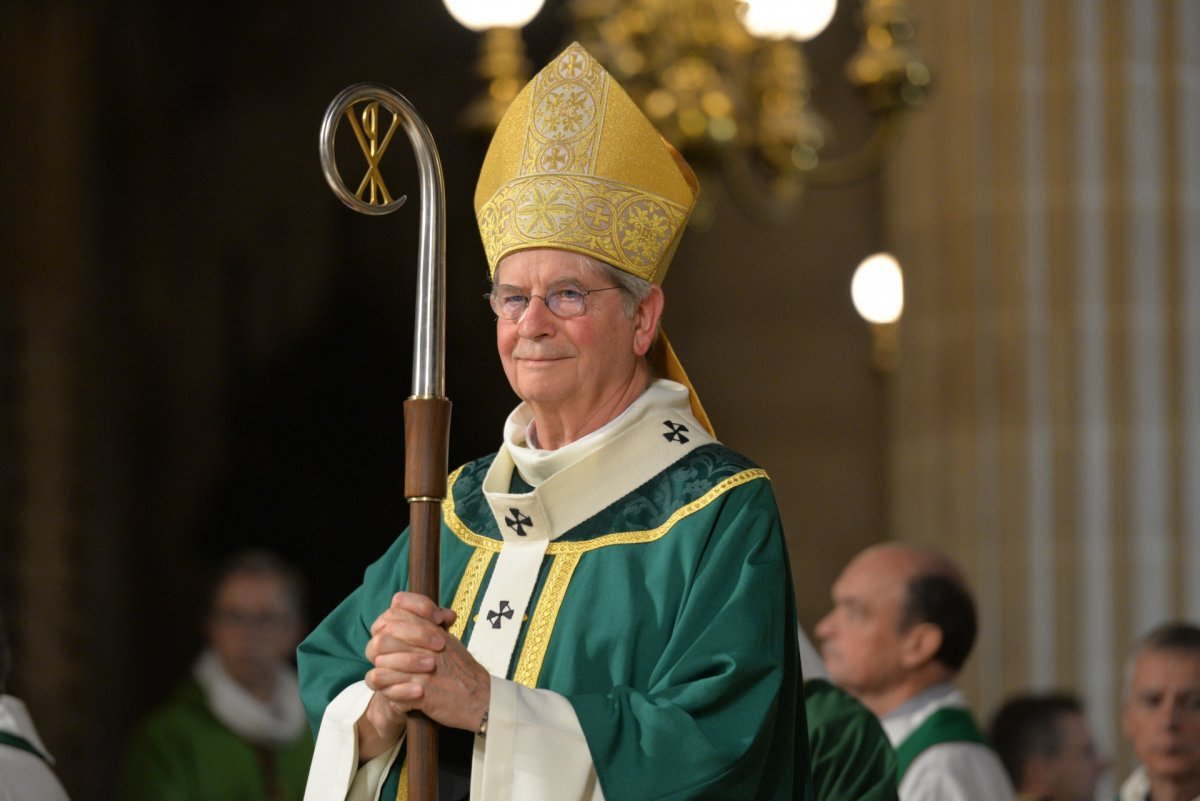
[299,443,810,800]
[803,678,899,801]
[894,707,988,782]
[119,679,314,801]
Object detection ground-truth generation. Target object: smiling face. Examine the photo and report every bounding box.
[493,249,661,446]
[1122,648,1200,788]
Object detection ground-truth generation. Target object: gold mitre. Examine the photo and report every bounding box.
[474,41,700,284]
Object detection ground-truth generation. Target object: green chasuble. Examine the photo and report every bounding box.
[894,707,989,781]
[299,443,811,801]
[804,678,899,801]
[119,679,314,801]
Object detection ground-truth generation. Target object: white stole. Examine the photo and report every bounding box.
[466,379,713,678]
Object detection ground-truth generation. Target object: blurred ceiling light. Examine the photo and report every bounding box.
[740,0,838,42]
[449,0,928,221]
[443,0,547,130]
[851,251,904,323]
[851,251,904,371]
[442,0,546,30]
[569,0,929,222]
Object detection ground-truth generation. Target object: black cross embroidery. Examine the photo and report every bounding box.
[505,507,533,536]
[662,420,690,444]
[487,600,514,629]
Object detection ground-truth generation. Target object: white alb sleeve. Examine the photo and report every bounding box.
[303,681,402,801]
[469,676,605,801]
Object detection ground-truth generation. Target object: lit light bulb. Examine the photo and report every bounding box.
[740,0,837,42]
[851,252,904,324]
[442,0,546,32]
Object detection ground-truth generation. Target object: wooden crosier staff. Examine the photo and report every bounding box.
[319,83,450,801]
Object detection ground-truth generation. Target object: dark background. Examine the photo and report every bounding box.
[1,1,887,797]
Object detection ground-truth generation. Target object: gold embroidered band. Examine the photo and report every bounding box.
[475,41,699,285]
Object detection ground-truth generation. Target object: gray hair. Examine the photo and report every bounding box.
[587,257,654,317]
[1123,620,1200,699]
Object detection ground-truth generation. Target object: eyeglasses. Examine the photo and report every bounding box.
[211,609,293,631]
[486,285,624,320]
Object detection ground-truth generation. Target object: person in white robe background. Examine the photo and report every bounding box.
[0,606,71,801]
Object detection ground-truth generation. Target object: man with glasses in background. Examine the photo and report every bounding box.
[120,550,313,801]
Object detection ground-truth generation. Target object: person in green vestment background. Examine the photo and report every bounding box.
[297,40,810,801]
[119,550,314,801]
[816,543,1015,801]
[799,627,899,800]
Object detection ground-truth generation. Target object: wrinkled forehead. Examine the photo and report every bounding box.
[1128,648,1200,692]
[494,248,609,287]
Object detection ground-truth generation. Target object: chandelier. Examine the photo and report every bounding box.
[443,0,930,222]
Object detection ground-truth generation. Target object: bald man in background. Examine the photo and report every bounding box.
[816,543,1015,801]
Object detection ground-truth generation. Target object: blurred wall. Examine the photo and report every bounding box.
[890,0,1200,789]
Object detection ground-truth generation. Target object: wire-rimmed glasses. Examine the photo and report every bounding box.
[486,285,623,320]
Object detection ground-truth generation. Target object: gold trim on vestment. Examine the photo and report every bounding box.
[449,547,495,640]
[477,174,691,283]
[442,467,770,554]
[474,42,699,284]
[394,463,768,799]
[512,552,582,688]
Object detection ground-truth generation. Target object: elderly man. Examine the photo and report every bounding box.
[815,543,1014,801]
[988,692,1107,801]
[298,42,807,801]
[1119,621,1200,801]
[120,550,313,801]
